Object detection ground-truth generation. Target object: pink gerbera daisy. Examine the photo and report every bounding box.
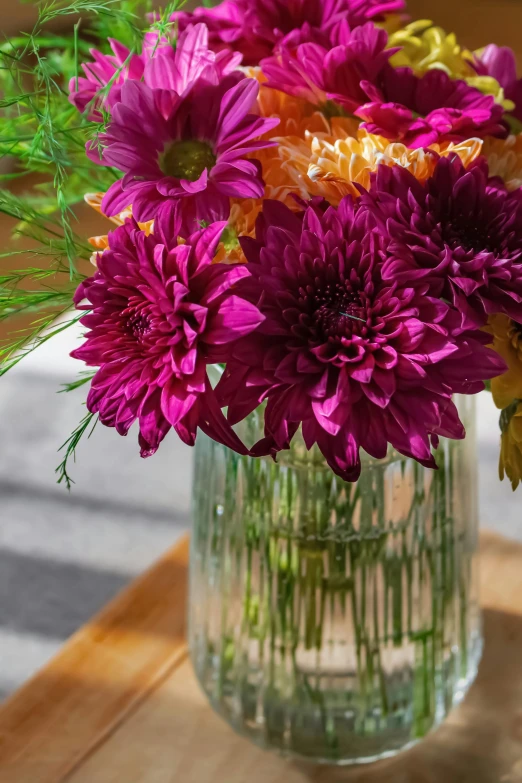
[71,213,264,457]
[216,198,504,481]
[69,24,242,122]
[87,75,279,235]
[69,37,145,120]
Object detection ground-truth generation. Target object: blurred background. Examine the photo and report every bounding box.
[0,0,521,702]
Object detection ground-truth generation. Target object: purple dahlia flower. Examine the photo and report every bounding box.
[87,75,279,236]
[216,198,504,481]
[71,214,264,457]
[363,157,522,329]
[172,0,406,64]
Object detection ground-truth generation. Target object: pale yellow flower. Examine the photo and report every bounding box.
[277,129,483,205]
[482,135,522,191]
[499,402,522,491]
[84,192,152,265]
[388,21,510,108]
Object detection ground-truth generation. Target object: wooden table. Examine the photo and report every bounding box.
[0,532,522,783]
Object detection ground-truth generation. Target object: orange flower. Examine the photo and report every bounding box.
[247,67,334,203]
[245,66,330,139]
[85,193,152,265]
[216,71,331,262]
[187,68,483,264]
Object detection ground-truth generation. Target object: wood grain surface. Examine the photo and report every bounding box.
[0,537,189,783]
[0,532,521,783]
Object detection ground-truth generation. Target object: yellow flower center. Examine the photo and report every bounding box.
[159,139,216,181]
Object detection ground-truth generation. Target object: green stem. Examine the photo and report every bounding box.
[192,404,480,761]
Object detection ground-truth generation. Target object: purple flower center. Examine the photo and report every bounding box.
[311,283,368,338]
[441,212,496,254]
[159,139,216,181]
[126,311,152,342]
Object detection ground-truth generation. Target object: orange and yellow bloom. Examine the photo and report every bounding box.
[488,314,522,411]
[500,403,522,490]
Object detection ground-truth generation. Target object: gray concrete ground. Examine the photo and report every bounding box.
[0,322,519,699]
[0,323,192,698]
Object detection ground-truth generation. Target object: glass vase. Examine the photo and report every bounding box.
[189,396,481,765]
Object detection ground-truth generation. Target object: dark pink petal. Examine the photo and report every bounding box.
[198,378,249,454]
[138,390,172,457]
[201,263,251,304]
[101,180,134,217]
[212,165,265,198]
[205,295,264,344]
[216,78,259,141]
[161,378,198,426]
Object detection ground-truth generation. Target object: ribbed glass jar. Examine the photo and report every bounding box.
[189,396,481,765]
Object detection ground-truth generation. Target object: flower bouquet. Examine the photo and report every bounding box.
[2,0,522,766]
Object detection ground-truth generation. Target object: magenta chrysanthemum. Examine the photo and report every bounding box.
[362,157,522,329]
[216,198,504,481]
[87,75,278,235]
[262,37,506,147]
[172,0,406,64]
[69,24,241,121]
[356,67,507,147]
[261,22,395,111]
[71,214,264,457]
